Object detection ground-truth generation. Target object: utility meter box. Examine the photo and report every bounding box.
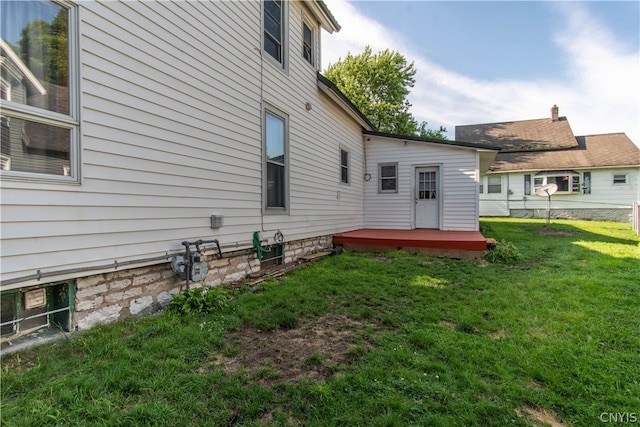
[210,215,223,228]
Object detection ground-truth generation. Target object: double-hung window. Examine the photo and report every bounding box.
[264,109,288,211]
[263,0,285,65]
[340,148,349,184]
[379,163,398,193]
[1,0,78,180]
[487,176,502,194]
[613,174,628,185]
[302,20,314,66]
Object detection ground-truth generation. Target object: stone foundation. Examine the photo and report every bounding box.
[510,208,632,223]
[74,235,333,331]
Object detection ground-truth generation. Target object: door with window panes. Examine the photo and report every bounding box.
[415,167,440,228]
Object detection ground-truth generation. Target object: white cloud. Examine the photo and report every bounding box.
[321,0,640,145]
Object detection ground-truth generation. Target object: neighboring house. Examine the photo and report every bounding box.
[0,0,493,344]
[456,106,640,222]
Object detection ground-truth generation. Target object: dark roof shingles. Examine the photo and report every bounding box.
[489,133,640,172]
[455,117,578,151]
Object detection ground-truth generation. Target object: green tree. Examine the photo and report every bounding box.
[324,46,446,139]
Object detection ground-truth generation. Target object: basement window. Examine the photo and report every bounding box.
[260,244,284,268]
[0,281,74,338]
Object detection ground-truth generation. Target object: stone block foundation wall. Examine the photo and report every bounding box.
[509,208,632,223]
[73,234,333,331]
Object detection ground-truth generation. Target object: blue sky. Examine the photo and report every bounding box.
[321,1,640,145]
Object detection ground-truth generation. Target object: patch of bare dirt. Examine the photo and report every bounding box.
[438,321,457,330]
[515,407,565,427]
[488,329,508,339]
[208,314,372,385]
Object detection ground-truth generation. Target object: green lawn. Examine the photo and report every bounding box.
[2,219,639,426]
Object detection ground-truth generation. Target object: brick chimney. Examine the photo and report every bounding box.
[551,104,559,121]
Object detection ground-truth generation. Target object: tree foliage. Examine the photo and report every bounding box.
[324,46,446,139]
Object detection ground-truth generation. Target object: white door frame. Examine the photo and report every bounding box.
[413,165,443,229]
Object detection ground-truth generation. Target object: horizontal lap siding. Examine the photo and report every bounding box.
[505,169,639,211]
[259,1,364,241]
[1,1,365,286]
[364,137,479,231]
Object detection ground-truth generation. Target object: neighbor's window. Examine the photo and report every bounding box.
[302,20,314,66]
[613,174,628,184]
[340,148,349,184]
[0,0,78,179]
[487,176,502,194]
[534,171,581,194]
[379,163,398,193]
[264,109,288,210]
[263,0,285,65]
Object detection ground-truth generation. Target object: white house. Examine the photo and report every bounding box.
[0,0,494,344]
[456,106,640,222]
[362,132,497,231]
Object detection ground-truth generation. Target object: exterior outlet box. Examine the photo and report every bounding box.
[210,215,223,228]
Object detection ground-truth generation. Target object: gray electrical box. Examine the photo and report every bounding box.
[210,215,223,228]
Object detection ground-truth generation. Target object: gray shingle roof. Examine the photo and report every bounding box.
[489,133,640,172]
[455,117,578,151]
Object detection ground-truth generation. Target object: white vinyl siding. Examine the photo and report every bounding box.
[487,168,640,215]
[0,1,365,288]
[364,136,481,231]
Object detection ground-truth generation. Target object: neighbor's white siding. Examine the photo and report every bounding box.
[364,136,480,231]
[498,167,640,212]
[0,1,364,288]
[478,175,510,216]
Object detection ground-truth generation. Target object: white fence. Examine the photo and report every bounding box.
[633,202,639,235]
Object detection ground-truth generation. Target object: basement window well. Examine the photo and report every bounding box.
[0,281,74,338]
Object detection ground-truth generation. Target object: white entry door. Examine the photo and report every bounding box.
[415,167,440,228]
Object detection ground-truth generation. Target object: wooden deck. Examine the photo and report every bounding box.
[333,229,495,259]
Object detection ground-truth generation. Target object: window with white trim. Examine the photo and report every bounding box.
[487,176,502,194]
[613,174,628,184]
[0,0,78,179]
[340,148,349,184]
[534,171,581,194]
[264,108,288,211]
[263,0,285,66]
[302,20,314,67]
[379,163,398,193]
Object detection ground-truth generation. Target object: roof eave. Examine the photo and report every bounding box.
[306,0,341,33]
[364,130,499,151]
[317,73,375,131]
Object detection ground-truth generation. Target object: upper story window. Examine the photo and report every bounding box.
[264,108,288,211]
[1,0,78,180]
[302,20,314,66]
[340,148,349,184]
[263,0,284,65]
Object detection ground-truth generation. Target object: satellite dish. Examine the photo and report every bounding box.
[535,183,558,224]
[535,183,558,197]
